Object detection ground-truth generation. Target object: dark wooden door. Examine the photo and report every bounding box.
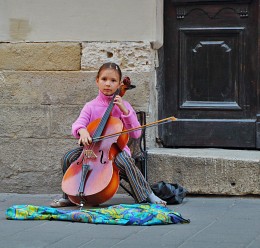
[159,0,259,148]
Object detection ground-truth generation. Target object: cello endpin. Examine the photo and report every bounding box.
[79,202,84,210]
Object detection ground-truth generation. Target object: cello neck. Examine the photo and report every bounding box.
[92,89,119,139]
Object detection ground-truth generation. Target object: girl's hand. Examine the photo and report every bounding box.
[114,95,129,115]
[78,128,92,146]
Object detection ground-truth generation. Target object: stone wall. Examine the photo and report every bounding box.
[0,41,157,193]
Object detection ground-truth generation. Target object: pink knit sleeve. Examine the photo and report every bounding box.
[71,103,91,139]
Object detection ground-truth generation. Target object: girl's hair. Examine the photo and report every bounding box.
[97,62,122,81]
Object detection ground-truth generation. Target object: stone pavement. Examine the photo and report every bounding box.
[0,193,260,248]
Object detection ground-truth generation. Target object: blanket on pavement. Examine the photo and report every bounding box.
[6,203,190,226]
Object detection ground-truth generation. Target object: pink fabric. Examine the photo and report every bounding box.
[72,91,142,155]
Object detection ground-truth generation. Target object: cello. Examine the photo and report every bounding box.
[62,79,135,207]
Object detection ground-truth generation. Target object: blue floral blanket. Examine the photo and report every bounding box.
[6,203,190,226]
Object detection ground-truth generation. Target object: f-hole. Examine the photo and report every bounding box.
[77,156,84,165]
[99,150,106,164]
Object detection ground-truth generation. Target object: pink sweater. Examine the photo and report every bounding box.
[72,91,142,155]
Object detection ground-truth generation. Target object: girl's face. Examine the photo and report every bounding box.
[96,68,122,96]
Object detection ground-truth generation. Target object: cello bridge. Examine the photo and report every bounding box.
[85,150,97,159]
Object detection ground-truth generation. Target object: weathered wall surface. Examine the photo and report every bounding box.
[0,41,157,193]
[0,0,163,48]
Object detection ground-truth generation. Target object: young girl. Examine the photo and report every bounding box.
[50,62,166,207]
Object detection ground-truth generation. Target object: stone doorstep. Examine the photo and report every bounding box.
[147,148,260,195]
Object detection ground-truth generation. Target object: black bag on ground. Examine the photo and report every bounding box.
[151,181,187,204]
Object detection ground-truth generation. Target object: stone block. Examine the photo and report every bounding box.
[0,42,81,71]
[0,137,76,193]
[0,71,152,111]
[0,71,98,105]
[147,148,260,195]
[81,41,155,72]
[0,105,50,138]
[0,71,151,110]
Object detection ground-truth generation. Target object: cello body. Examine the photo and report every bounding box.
[62,116,129,206]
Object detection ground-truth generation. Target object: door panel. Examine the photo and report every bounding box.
[179,28,244,110]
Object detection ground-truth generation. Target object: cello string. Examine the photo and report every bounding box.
[92,89,119,139]
[82,90,120,155]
